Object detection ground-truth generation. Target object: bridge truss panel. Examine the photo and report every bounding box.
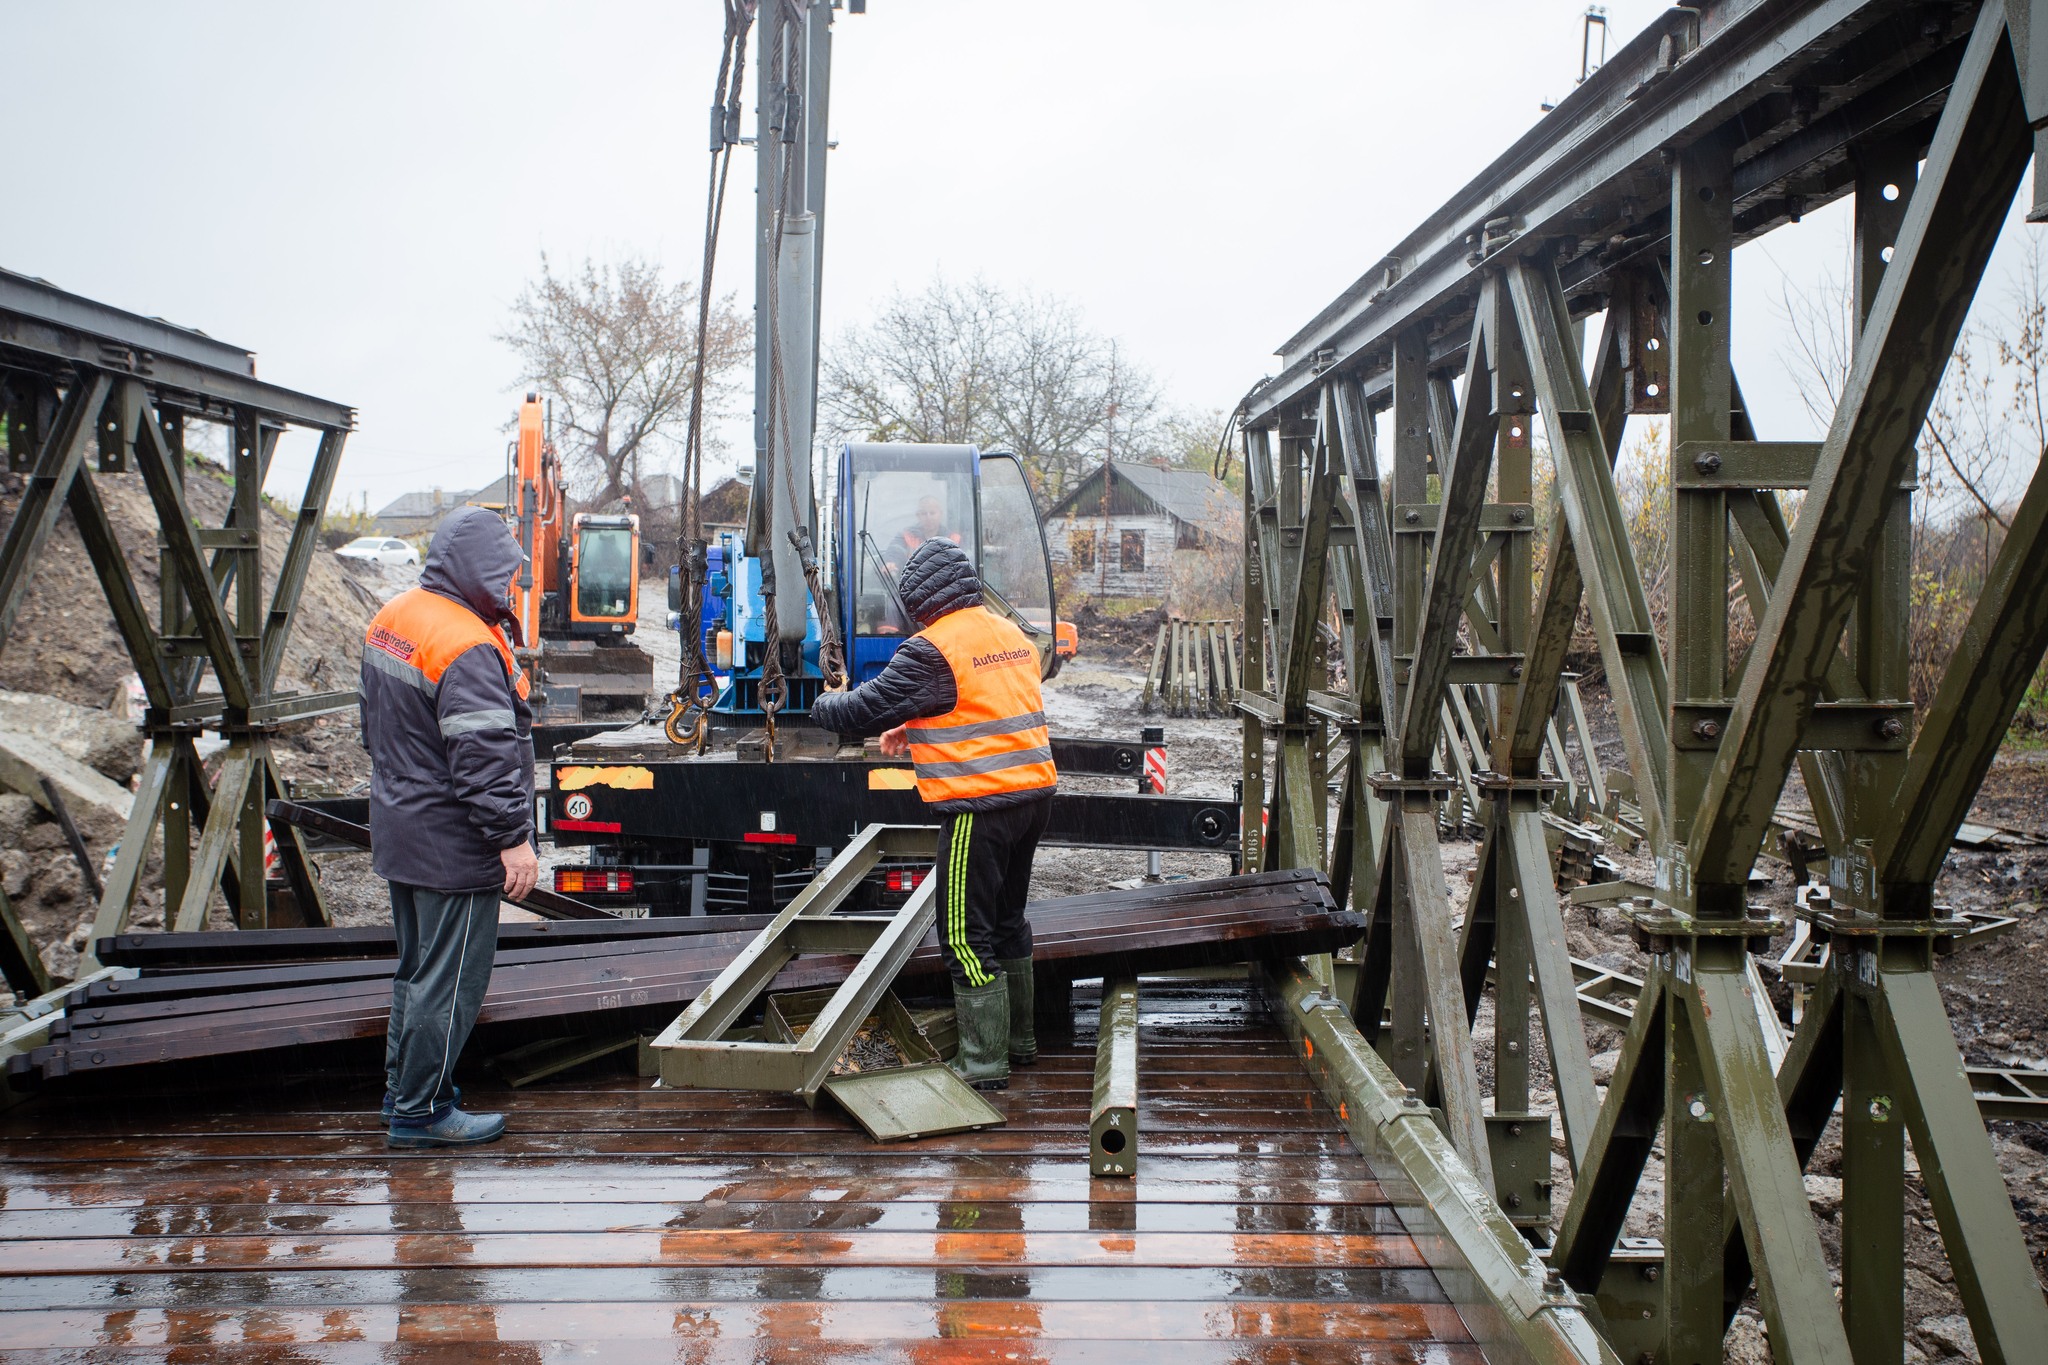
[1239,2,2048,1359]
[0,272,356,986]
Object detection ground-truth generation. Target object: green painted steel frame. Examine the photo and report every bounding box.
[1260,958,1618,1364]
[1237,2,2048,1359]
[1089,977,1138,1177]
[0,288,355,987]
[650,823,939,1101]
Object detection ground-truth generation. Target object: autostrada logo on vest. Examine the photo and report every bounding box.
[970,647,1033,669]
[368,625,417,661]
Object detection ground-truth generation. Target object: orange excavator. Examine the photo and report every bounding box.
[506,394,655,733]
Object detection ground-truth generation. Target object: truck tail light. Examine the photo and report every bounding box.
[555,867,634,895]
[884,869,927,892]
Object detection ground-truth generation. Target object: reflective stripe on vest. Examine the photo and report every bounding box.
[365,588,531,702]
[906,607,1056,805]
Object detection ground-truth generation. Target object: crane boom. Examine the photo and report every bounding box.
[745,0,833,645]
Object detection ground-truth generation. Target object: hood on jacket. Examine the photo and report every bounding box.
[899,537,983,627]
[421,506,525,638]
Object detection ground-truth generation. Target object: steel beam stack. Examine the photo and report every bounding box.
[1238,2,2048,1360]
[0,270,356,987]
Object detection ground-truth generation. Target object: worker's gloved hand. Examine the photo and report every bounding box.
[879,724,911,758]
[501,842,540,899]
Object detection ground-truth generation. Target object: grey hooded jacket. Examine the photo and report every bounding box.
[360,507,536,892]
[810,538,1053,814]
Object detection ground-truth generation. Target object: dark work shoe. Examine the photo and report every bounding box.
[386,1108,506,1148]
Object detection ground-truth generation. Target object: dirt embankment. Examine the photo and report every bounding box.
[0,459,381,980]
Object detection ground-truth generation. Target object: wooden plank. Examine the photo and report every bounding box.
[0,1228,1430,1273]
[0,972,1468,1359]
[0,1171,1393,1212]
[0,1129,1363,1161]
[0,1332,1480,1365]
[0,1199,1412,1239]
[0,1301,1472,1348]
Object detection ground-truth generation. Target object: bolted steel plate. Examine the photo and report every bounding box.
[822,1063,1005,1142]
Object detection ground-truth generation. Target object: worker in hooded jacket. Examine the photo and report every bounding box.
[811,537,1056,1090]
[359,507,540,1146]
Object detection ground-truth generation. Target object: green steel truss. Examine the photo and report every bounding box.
[0,273,356,987]
[1239,3,2048,1359]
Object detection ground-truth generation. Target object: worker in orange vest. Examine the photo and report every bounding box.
[360,508,539,1146]
[811,538,1056,1090]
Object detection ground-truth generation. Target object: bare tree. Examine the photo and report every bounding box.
[1773,229,2048,710]
[500,254,750,507]
[821,276,1163,500]
[1776,240,2020,527]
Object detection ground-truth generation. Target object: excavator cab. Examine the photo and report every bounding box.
[566,513,640,636]
[837,443,1063,686]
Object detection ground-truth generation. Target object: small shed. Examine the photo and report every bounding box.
[1043,461,1236,602]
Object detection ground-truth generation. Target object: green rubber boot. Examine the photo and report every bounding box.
[999,956,1037,1067]
[949,976,1011,1091]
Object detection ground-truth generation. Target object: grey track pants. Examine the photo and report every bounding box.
[385,882,500,1127]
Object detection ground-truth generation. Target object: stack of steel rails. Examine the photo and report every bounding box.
[7,870,1358,1088]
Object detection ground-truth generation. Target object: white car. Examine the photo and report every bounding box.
[337,536,420,567]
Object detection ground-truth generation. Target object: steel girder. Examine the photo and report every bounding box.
[0,275,355,985]
[1239,2,2048,1360]
[1250,0,1979,424]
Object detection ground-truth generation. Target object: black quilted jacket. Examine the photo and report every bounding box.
[811,538,1052,813]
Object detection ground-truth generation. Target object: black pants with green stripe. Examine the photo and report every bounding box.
[934,795,1051,987]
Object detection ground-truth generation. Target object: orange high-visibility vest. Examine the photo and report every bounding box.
[365,588,532,700]
[905,607,1056,805]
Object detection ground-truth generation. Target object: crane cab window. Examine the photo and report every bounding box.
[844,448,975,637]
[978,454,1056,637]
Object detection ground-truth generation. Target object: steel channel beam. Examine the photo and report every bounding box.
[1090,977,1138,1177]
[1259,958,1620,1365]
[0,883,50,998]
[0,271,355,430]
[1248,0,1948,425]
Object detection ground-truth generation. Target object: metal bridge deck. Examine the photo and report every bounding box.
[0,979,1475,1362]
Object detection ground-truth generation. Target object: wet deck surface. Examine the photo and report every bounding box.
[0,980,1474,1362]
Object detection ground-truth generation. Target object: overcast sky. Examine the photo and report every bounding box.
[3,1,2035,513]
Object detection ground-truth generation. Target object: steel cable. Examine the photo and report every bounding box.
[661,0,754,750]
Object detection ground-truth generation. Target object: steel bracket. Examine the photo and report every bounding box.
[1474,772,1568,795]
[1366,771,1461,800]
[1486,1111,1555,1225]
[1625,907,1779,956]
